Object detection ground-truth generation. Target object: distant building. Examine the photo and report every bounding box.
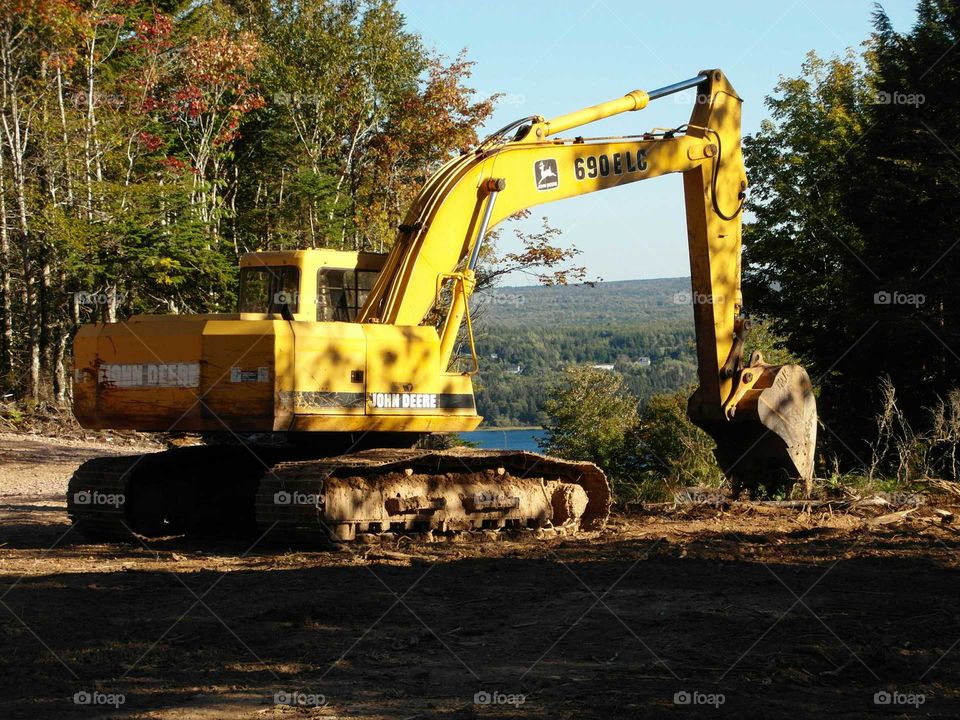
[490,353,499,360]
[638,357,651,367]
[591,363,616,371]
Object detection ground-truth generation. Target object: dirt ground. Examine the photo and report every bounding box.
[2,433,960,718]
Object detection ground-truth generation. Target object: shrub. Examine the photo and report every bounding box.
[540,368,721,502]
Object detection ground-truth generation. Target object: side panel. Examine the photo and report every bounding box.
[74,318,206,430]
[363,324,479,424]
[201,320,281,431]
[72,324,102,426]
[72,316,481,434]
[288,322,367,416]
[72,317,285,432]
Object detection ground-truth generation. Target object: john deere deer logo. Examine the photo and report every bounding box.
[534,159,558,190]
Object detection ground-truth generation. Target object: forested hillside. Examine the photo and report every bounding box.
[470,278,698,426]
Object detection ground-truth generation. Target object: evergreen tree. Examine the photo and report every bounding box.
[743,1,960,465]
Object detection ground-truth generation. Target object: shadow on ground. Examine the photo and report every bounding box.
[2,519,960,719]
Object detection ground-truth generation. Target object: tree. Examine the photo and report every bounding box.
[0,0,83,400]
[539,365,723,501]
[540,365,639,477]
[230,0,496,253]
[162,28,264,238]
[743,2,960,467]
[842,0,960,429]
[742,51,870,397]
[633,388,719,489]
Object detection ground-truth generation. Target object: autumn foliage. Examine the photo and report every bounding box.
[0,0,508,404]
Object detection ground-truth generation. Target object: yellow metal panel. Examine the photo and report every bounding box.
[363,324,478,418]
[289,321,367,416]
[200,320,280,431]
[82,318,206,430]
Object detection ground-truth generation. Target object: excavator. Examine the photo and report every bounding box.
[68,69,817,543]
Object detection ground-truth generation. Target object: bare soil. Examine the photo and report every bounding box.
[2,433,960,718]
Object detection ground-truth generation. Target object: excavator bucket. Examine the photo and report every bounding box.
[689,364,817,497]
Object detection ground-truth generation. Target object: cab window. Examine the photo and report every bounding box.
[317,268,378,321]
[239,266,300,314]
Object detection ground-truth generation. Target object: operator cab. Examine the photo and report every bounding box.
[238,249,387,322]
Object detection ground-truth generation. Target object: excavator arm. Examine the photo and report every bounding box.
[361,69,817,495]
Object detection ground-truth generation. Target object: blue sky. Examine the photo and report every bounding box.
[398,0,919,284]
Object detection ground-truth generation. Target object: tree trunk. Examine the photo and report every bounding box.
[16,181,39,403]
[106,285,117,324]
[4,95,39,402]
[83,33,98,220]
[0,131,13,378]
[53,326,68,404]
[36,59,55,398]
[55,65,74,207]
[39,258,50,380]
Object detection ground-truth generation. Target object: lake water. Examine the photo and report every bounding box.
[457,428,545,452]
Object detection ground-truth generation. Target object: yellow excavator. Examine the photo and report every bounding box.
[68,70,816,542]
